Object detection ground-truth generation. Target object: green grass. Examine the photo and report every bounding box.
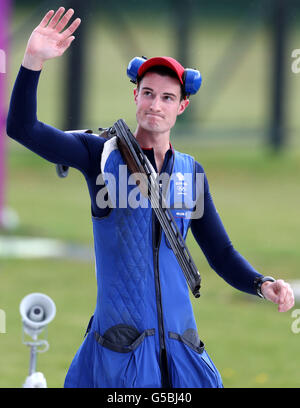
[1,7,300,388]
[1,143,300,388]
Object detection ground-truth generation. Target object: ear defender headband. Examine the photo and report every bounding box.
[127,56,202,97]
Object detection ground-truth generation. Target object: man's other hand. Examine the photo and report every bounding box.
[261,279,295,312]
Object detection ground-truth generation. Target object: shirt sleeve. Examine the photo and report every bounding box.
[6,65,105,177]
[191,161,263,295]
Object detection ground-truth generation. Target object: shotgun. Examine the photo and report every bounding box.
[56,120,201,298]
[111,119,201,298]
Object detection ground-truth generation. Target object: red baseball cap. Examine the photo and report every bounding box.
[137,57,185,85]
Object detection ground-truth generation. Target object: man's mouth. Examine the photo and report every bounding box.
[146,113,163,119]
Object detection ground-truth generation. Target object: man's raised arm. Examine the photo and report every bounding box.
[6,8,100,175]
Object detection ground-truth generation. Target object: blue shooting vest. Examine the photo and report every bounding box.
[64,137,223,388]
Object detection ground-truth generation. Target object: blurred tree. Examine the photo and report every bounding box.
[269,0,289,151]
[64,0,92,131]
[174,0,194,122]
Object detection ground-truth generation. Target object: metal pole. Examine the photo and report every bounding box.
[0,0,11,227]
[29,345,38,376]
[269,0,288,151]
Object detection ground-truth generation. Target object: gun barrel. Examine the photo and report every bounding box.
[114,119,201,298]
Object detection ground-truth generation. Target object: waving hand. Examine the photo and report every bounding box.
[22,7,81,71]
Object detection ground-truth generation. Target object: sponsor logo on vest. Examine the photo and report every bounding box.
[175,172,188,195]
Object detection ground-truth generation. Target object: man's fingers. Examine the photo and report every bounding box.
[270,279,286,304]
[278,283,288,305]
[278,282,294,312]
[58,36,76,52]
[279,281,293,304]
[278,297,294,312]
[47,7,66,29]
[55,8,75,33]
[60,18,81,41]
[39,10,55,28]
[263,279,295,312]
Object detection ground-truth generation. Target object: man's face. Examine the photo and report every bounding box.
[134,72,189,134]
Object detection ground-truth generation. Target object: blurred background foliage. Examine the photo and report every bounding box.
[0,0,300,388]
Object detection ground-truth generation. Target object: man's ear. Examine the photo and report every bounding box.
[134,88,138,104]
[178,98,190,116]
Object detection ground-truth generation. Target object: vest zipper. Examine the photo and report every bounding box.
[152,213,171,388]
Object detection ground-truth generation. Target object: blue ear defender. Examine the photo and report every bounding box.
[126,56,147,83]
[183,69,202,95]
[127,56,202,96]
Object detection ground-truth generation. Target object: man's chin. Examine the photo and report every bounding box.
[142,121,165,133]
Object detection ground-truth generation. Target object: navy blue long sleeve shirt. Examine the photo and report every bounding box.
[6,65,263,295]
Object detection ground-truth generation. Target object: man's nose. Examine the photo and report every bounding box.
[150,96,161,111]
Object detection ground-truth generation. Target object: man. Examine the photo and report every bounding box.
[6,8,294,388]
